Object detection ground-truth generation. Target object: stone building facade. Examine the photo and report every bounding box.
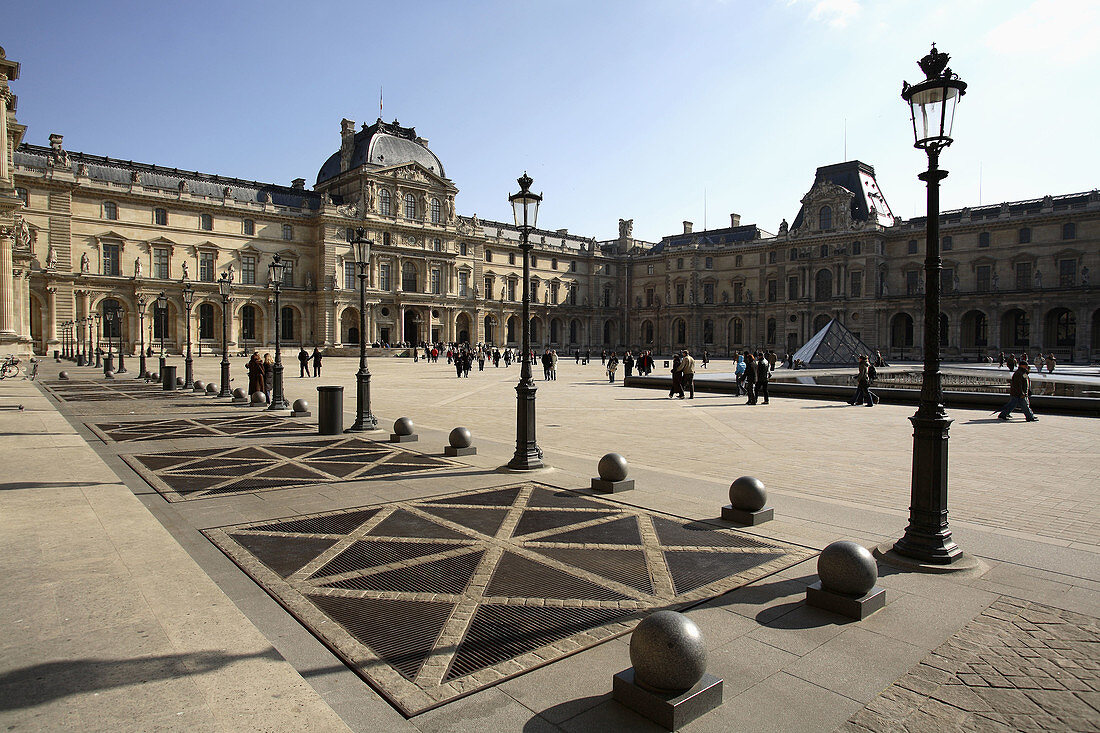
[3,48,1097,362]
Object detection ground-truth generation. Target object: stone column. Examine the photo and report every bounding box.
[47,285,58,344]
[0,228,14,336]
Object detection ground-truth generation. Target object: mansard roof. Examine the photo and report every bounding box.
[791,160,894,231]
[901,190,1099,229]
[316,118,446,186]
[650,224,763,254]
[15,143,321,210]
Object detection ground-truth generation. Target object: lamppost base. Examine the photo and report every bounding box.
[267,399,291,411]
[345,420,380,432]
[184,357,194,389]
[874,543,988,577]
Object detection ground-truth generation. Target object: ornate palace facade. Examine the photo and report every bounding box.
[2,47,1097,362]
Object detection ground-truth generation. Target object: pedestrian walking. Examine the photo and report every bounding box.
[997,362,1038,421]
[607,354,619,383]
[669,352,685,398]
[298,346,310,378]
[680,349,696,399]
[848,355,874,407]
[733,354,746,397]
[1045,353,1056,374]
[262,353,274,403]
[756,351,770,404]
[624,351,634,378]
[311,347,323,377]
[744,354,758,404]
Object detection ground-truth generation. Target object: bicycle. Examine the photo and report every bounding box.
[0,355,20,380]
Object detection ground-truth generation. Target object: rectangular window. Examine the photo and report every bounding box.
[102,243,120,276]
[703,283,714,304]
[199,252,215,282]
[1018,228,1031,244]
[850,271,862,298]
[531,255,538,268]
[852,241,861,255]
[733,282,743,303]
[551,258,558,270]
[787,276,798,300]
[507,280,516,301]
[767,279,777,302]
[461,242,468,256]
[431,268,441,294]
[906,270,919,296]
[570,260,577,272]
[379,263,391,291]
[281,308,294,340]
[735,255,743,267]
[485,249,492,262]
[768,251,776,264]
[242,307,255,340]
[646,288,654,307]
[976,265,991,292]
[569,286,577,305]
[907,239,918,255]
[154,208,167,226]
[676,284,685,304]
[484,276,493,298]
[459,271,469,297]
[550,282,559,303]
[200,213,213,231]
[104,201,118,220]
[940,268,953,294]
[677,258,684,270]
[242,255,256,285]
[941,236,952,251]
[433,238,442,252]
[705,257,713,269]
[282,224,293,241]
[243,219,254,235]
[509,252,516,265]
[281,260,294,287]
[1059,258,1077,287]
[344,261,356,290]
[1015,261,1032,290]
[15,188,28,206]
[978,232,990,248]
[153,247,169,279]
[646,264,654,275]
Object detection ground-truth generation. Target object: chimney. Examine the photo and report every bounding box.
[340,118,356,172]
[291,178,305,190]
[730,213,741,227]
[555,228,568,235]
[683,221,693,234]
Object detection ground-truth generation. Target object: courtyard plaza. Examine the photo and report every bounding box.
[0,353,1097,731]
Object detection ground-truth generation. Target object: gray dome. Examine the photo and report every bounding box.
[316,118,445,186]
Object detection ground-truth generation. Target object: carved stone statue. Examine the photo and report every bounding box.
[77,163,88,176]
[134,258,143,278]
[881,280,888,296]
[80,252,90,273]
[447,197,455,221]
[1082,267,1090,287]
[130,170,141,184]
[223,186,232,198]
[181,262,189,280]
[46,245,57,270]
[16,218,32,249]
[778,219,788,237]
[991,270,999,290]
[178,180,188,193]
[618,219,633,239]
[953,272,960,292]
[227,264,235,282]
[1034,269,1042,289]
[305,271,313,290]
[47,134,70,168]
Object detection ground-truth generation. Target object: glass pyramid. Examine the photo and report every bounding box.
[791,318,876,367]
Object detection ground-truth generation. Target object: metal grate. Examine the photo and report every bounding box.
[310,540,468,580]
[250,508,382,536]
[322,550,485,595]
[484,551,632,602]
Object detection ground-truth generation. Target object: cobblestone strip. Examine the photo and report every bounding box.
[837,597,1100,733]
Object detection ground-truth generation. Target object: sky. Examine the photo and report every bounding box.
[4,0,1097,242]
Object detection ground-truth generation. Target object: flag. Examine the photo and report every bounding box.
[380,85,383,119]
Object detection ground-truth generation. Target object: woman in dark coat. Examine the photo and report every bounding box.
[262,353,274,403]
[246,352,264,397]
[311,347,323,377]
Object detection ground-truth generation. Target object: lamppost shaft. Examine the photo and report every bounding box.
[138,310,146,378]
[269,281,289,410]
[95,316,102,368]
[184,304,194,388]
[348,248,378,431]
[116,312,127,373]
[508,223,543,470]
[219,294,232,397]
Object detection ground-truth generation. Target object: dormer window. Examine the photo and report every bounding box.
[818,206,832,230]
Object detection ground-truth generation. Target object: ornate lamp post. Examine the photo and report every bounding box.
[883,45,973,568]
[506,173,545,470]
[156,291,167,376]
[218,272,233,397]
[103,307,115,376]
[267,254,290,410]
[62,322,68,359]
[82,315,91,365]
[94,312,102,368]
[346,228,378,431]
[115,307,127,374]
[137,294,147,378]
[182,281,195,389]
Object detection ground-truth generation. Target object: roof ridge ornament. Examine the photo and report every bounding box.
[918,43,951,79]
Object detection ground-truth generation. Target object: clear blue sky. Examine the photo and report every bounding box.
[5,0,1096,241]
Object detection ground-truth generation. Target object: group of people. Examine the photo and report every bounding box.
[297,347,324,378]
[999,351,1057,374]
[847,354,880,407]
[733,351,773,404]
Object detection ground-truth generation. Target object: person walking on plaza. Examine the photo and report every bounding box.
[298,346,310,378]
[478,350,486,371]
[623,351,634,378]
[541,349,552,380]
[744,353,758,404]
[734,354,746,397]
[1045,353,1056,374]
[849,355,874,407]
[756,351,771,404]
[701,349,709,369]
[262,353,274,403]
[246,352,264,398]
[549,349,558,380]
[681,349,696,399]
[607,353,619,383]
[998,362,1038,422]
[311,347,323,377]
[1006,353,1017,372]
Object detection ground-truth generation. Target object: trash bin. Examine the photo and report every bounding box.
[162,365,177,391]
[318,385,343,435]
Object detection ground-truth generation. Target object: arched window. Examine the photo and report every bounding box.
[430,198,442,224]
[676,319,686,344]
[818,206,832,230]
[891,313,914,348]
[404,193,416,219]
[603,320,614,345]
[731,318,743,344]
[766,317,776,345]
[550,319,561,343]
[815,269,833,300]
[530,318,539,342]
[506,317,517,343]
[281,307,294,340]
[643,320,654,344]
[401,262,418,292]
[703,319,714,344]
[241,305,256,341]
[199,303,214,340]
[379,189,391,216]
[101,299,122,339]
[153,302,168,340]
[570,320,580,344]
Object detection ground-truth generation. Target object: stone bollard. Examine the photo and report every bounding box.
[161,366,177,391]
[176,376,185,387]
[193,380,205,392]
[250,392,266,406]
[206,383,218,394]
[444,427,476,457]
[59,371,69,380]
[612,610,723,730]
[806,540,886,620]
[317,386,343,434]
[592,452,634,493]
[390,417,418,443]
[721,476,773,525]
[232,387,248,404]
[291,398,311,418]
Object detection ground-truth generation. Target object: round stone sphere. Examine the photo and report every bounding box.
[629,610,707,693]
[729,476,767,512]
[449,427,472,448]
[292,398,309,413]
[193,380,205,391]
[176,377,185,386]
[232,387,246,399]
[104,371,115,380]
[598,453,629,482]
[59,371,69,380]
[393,417,414,436]
[251,392,266,405]
[818,540,878,596]
[206,383,218,394]
[151,372,160,381]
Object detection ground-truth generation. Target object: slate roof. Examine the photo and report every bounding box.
[316,118,445,186]
[649,224,762,254]
[791,160,895,230]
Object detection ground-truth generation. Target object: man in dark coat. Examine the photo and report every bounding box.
[744,354,758,404]
[298,347,310,378]
[311,348,323,377]
[624,351,635,378]
[669,352,684,399]
[756,351,771,405]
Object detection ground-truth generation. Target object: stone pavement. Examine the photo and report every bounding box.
[1,355,1097,732]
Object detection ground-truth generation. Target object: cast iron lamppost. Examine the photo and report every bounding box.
[346,228,378,431]
[267,254,290,410]
[83,315,91,365]
[182,281,195,389]
[506,173,545,470]
[115,307,127,374]
[103,307,115,376]
[218,272,233,397]
[94,312,102,368]
[156,291,167,377]
[137,294,147,378]
[886,44,970,566]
